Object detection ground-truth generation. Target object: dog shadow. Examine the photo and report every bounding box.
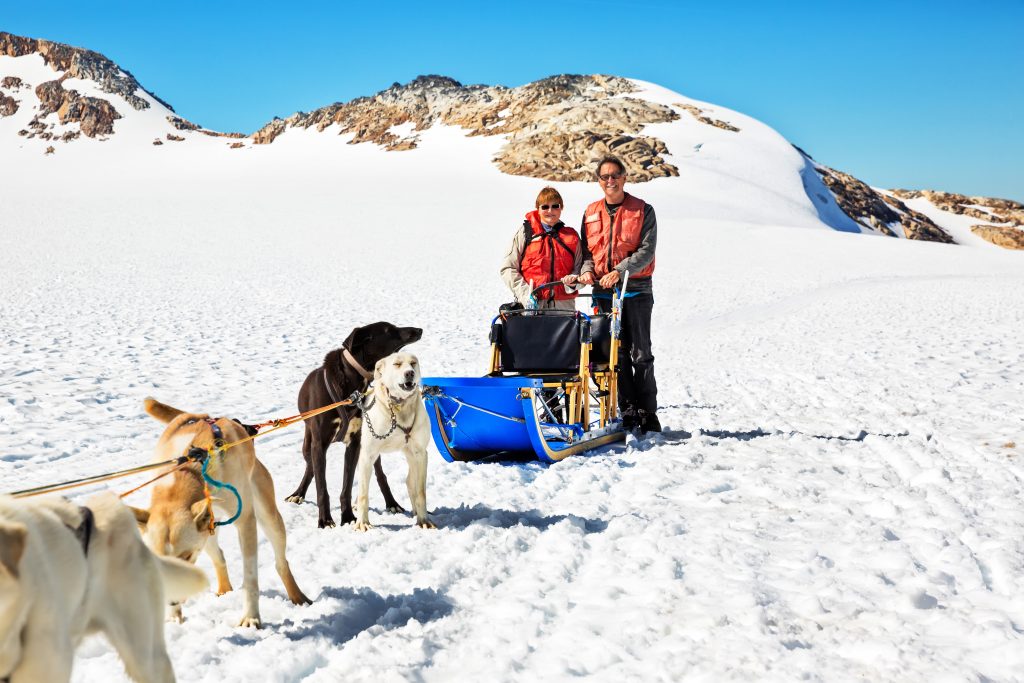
[270,586,454,645]
[431,503,607,533]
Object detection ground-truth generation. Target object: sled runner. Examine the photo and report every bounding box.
[423,282,627,463]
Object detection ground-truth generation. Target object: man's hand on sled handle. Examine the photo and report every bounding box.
[577,271,595,286]
[599,270,621,289]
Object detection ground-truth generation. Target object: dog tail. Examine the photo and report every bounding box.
[157,556,209,603]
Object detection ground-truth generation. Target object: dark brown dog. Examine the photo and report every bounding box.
[285,322,422,528]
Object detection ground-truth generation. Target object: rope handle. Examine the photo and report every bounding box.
[8,396,361,500]
[201,455,243,528]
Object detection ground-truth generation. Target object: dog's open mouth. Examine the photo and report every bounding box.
[399,381,417,392]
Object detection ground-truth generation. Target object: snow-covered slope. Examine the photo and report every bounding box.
[2,33,1024,683]
[4,30,1022,248]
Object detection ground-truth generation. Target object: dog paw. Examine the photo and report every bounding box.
[340,510,357,525]
[237,615,263,629]
[318,517,336,529]
[354,520,373,532]
[285,495,304,505]
[167,604,185,623]
[385,503,407,514]
[417,519,438,530]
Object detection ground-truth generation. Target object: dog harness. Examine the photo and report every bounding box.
[66,504,95,555]
[362,392,417,442]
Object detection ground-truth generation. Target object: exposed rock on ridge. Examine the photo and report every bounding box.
[675,103,740,132]
[35,77,121,138]
[809,159,954,243]
[889,189,1024,227]
[0,31,166,112]
[0,92,17,116]
[890,189,1024,250]
[253,74,682,182]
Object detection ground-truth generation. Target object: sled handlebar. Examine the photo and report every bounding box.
[529,281,566,299]
[531,280,631,299]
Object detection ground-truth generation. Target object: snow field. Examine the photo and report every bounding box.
[1,80,1023,681]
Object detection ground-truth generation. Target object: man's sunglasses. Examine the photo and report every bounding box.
[539,204,561,210]
[598,172,625,182]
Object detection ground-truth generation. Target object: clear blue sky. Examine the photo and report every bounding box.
[5,0,1022,199]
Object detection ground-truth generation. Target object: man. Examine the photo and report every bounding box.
[566,155,660,433]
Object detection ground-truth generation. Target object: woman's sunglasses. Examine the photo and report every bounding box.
[539,204,561,210]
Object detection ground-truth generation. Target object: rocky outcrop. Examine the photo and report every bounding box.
[812,162,954,243]
[35,78,121,137]
[252,117,287,144]
[167,115,200,131]
[675,103,740,132]
[971,225,1024,249]
[2,76,24,89]
[252,74,681,182]
[888,189,1024,250]
[1,31,165,112]
[0,92,17,116]
[889,189,1024,227]
[498,132,677,182]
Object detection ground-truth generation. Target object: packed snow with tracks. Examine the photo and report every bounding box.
[1,69,1023,681]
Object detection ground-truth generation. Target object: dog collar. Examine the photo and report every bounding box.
[342,347,373,381]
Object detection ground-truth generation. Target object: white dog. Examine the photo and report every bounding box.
[354,352,435,531]
[0,492,208,683]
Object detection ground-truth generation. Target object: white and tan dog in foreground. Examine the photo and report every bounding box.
[0,492,208,683]
[355,352,435,531]
[132,398,311,628]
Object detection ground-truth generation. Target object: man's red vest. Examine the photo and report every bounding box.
[583,193,655,279]
[519,211,580,301]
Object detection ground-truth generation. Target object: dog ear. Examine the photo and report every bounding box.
[0,520,27,579]
[144,397,184,424]
[374,358,386,382]
[190,500,213,532]
[128,506,150,531]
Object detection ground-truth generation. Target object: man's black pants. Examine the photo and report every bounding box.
[597,291,657,414]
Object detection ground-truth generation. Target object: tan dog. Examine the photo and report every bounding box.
[0,492,208,683]
[132,398,311,628]
[354,352,435,531]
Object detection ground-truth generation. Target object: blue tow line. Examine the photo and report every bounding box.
[590,290,640,300]
[201,456,243,527]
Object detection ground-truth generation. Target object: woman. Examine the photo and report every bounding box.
[499,186,582,310]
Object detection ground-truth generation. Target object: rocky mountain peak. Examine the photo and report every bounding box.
[0,31,169,112]
[252,73,681,182]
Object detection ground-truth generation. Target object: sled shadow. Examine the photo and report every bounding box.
[432,503,607,533]
[699,428,774,441]
[277,586,455,645]
[697,428,909,443]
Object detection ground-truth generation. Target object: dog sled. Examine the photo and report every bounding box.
[422,282,628,463]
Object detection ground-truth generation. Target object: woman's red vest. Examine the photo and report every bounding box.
[583,193,655,279]
[519,211,580,301]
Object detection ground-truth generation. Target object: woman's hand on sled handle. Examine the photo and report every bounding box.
[577,272,595,286]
